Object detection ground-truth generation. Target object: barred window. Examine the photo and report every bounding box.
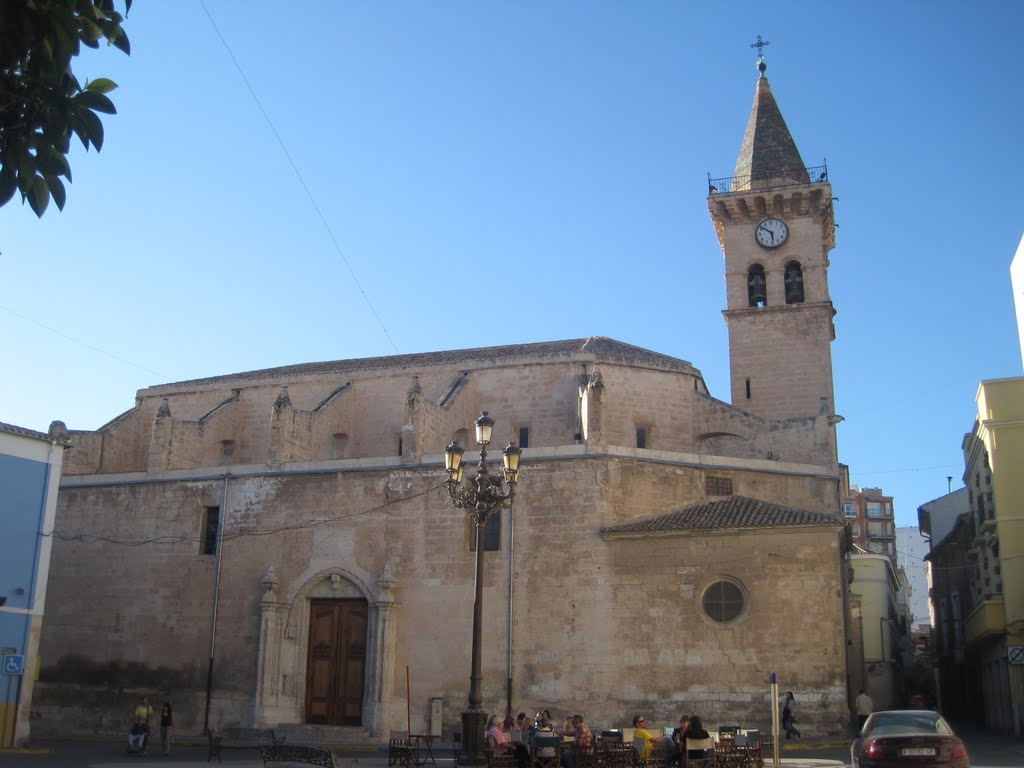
[706,476,734,496]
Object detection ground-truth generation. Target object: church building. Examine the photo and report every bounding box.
[34,57,853,740]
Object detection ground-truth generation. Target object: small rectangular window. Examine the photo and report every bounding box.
[636,428,647,449]
[518,427,529,449]
[202,506,220,555]
[469,511,501,552]
[745,378,751,399]
[706,476,734,496]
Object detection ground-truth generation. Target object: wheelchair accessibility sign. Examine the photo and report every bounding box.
[2,655,24,676]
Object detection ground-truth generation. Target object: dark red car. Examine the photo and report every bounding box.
[851,710,969,768]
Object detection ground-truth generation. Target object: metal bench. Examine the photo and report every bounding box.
[260,743,338,768]
[208,727,285,763]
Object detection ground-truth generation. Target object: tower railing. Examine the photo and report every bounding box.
[708,163,828,195]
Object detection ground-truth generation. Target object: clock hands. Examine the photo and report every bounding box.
[756,219,787,247]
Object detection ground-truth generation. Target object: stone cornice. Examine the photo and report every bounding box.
[708,182,835,253]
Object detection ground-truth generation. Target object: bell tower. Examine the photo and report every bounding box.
[708,53,837,425]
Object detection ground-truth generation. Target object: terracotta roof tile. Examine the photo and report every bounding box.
[601,495,839,536]
[0,421,51,442]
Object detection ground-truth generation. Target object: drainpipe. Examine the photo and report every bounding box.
[506,502,515,716]
[203,474,229,735]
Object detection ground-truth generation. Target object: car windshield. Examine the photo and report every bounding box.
[868,713,951,737]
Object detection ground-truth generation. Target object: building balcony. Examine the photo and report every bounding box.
[963,597,1005,647]
[707,164,827,195]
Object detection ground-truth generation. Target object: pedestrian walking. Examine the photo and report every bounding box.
[781,691,801,741]
[159,701,175,755]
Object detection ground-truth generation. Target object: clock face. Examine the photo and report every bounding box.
[755,218,789,248]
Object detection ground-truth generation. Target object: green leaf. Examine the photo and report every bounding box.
[27,175,50,217]
[0,170,17,208]
[85,77,118,94]
[80,17,104,45]
[75,90,117,114]
[36,147,69,176]
[79,108,104,150]
[18,155,37,192]
[78,0,102,20]
[44,174,67,211]
[69,111,91,149]
[110,28,130,55]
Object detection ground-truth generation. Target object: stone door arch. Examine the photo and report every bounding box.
[254,565,398,736]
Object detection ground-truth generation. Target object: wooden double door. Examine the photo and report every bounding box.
[305,599,367,725]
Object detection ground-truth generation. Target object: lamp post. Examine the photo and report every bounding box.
[443,412,521,766]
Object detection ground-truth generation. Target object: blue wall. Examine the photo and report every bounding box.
[0,453,49,658]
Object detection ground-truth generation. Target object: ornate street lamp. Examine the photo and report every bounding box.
[443,411,521,766]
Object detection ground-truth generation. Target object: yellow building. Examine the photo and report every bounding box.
[849,550,902,709]
[961,376,1024,735]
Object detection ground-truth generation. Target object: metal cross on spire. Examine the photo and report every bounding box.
[750,35,770,76]
[750,34,770,61]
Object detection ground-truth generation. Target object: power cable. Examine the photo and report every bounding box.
[198,0,399,354]
[0,303,172,381]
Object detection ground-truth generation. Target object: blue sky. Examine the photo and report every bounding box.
[2,1,1022,528]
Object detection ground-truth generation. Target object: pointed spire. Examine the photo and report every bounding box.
[733,54,809,190]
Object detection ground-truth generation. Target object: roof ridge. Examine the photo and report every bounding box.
[140,337,698,391]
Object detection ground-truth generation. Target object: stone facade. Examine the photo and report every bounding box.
[35,65,854,741]
[36,340,849,739]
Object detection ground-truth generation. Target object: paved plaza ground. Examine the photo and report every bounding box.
[0,725,1019,768]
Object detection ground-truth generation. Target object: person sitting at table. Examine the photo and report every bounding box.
[560,713,593,768]
[518,712,530,733]
[631,714,655,760]
[683,716,711,759]
[658,715,690,766]
[532,716,558,767]
[506,714,524,743]
[489,714,529,768]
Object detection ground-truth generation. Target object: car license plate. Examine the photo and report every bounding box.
[900,748,935,757]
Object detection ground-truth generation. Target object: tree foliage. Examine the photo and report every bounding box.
[0,0,131,217]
